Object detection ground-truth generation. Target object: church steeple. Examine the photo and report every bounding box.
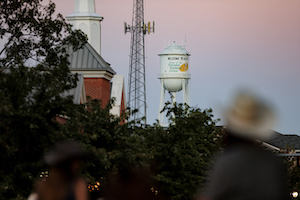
[74,0,95,13]
[66,0,103,55]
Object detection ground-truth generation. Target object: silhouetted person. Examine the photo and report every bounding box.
[104,167,159,200]
[31,141,89,200]
[200,91,288,200]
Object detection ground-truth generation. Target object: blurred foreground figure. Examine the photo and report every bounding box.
[105,167,159,200]
[201,92,288,200]
[34,141,89,200]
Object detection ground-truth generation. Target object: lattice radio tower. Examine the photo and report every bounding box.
[124,0,154,126]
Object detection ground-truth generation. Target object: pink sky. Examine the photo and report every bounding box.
[53,0,300,134]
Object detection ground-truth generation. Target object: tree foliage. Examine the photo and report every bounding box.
[0,0,87,199]
[284,155,300,198]
[145,102,222,200]
[0,0,86,70]
[61,99,150,186]
[0,1,223,200]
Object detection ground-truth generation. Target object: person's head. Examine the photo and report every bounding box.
[224,91,276,142]
[44,141,86,176]
[37,142,87,200]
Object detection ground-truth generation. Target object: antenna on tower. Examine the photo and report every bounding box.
[124,0,155,126]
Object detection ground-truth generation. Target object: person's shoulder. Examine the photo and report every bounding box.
[211,148,243,172]
[214,145,265,166]
[219,145,282,167]
[216,146,246,163]
[27,193,38,200]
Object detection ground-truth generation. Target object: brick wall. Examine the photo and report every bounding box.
[84,78,111,107]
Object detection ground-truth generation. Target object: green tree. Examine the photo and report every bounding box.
[145,102,222,200]
[286,161,300,198]
[0,2,223,200]
[0,0,87,199]
[284,155,300,199]
[62,99,150,184]
[69,100,222,200]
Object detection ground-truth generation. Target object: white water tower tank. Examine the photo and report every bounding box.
[158,42,190,92]
[158,42,191,125]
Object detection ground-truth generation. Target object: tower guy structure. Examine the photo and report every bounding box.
[125,0,154,125]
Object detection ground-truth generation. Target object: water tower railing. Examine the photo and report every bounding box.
[158,73,191,79]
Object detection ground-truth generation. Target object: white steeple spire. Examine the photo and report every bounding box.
[66,0,103,55]
[74,0,95,13]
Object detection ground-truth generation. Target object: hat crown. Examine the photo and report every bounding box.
[232,94,264,123]
[226,92,275,140]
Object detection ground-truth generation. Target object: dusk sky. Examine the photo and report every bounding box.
[52,0,300,134]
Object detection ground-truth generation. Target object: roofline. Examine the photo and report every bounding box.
[84,43,116,74]
[68,43,116,75]
[71,70,114,81]
[261,142,281,152]
[66,13,103,21]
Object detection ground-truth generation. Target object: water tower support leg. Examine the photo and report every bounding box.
[186,79,190,106]
[182,79,186,105]
[172,92,176,105]
[159,80,165,125]
[171,92,176,120]
[187,80,190,116]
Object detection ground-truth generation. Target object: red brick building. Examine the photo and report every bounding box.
[67,43,126,118]
[65,0,126,118]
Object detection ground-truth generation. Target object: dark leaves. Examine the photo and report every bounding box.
[147,102,222,200]
[0,0,86,199]
[0,0,87,70]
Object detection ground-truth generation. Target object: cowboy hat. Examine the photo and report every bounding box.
[225,91,276,140]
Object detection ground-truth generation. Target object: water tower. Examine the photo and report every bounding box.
[158,42,191,125]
